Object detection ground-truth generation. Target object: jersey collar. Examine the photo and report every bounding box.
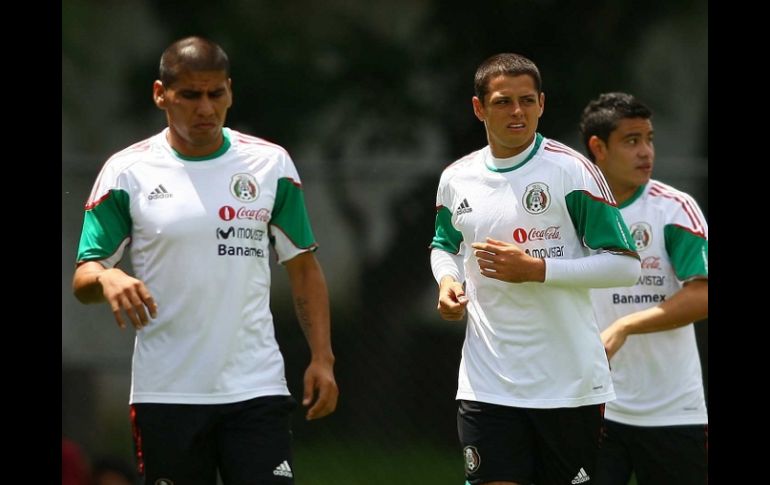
[617,183,648,209]
[485,133,543,173]
[171,128,232,161]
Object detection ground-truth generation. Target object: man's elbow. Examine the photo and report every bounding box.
[687,279,708,319]
[613,254,642,287]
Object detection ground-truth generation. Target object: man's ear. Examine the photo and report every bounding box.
[588,135,606,161]
[472,96,485,122]
[153,80,166,109]
[538,92,545,117]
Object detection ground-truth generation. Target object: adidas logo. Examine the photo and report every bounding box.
[456,198,473,215]
[148,184,173,200]
[571,467,590,484]
[272,460,293,478]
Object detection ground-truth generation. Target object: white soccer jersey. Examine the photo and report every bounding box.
[431,134,637,408]
[591,180,708,426]
[77,128,317,404]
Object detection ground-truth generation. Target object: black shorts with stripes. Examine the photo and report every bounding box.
[131,394,297,485]
[458,399,603,485]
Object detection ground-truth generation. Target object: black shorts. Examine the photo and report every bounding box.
[131,395,297,485]
[457,399,603,485]
[594,419,708,485]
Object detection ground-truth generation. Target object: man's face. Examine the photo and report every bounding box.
[595,117,654,196]
[472,74,544,158]
[153,70,232,157]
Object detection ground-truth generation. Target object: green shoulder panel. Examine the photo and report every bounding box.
[271,177,317,248]
[664,224,708,280]
[431,206,463,254]
[77,189,132,261]
[565,190,636,255]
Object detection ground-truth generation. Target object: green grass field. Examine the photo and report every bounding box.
[294,441,638,484]
[293,440,462,484]
[92,414,639,485]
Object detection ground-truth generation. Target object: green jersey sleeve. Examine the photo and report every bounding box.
[270,177,316,249]
[431,205,463,254]
[76,189,132,264]
[665,224,708,281]
[565,190,637,257]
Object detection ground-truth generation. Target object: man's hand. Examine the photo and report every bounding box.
[302,359,338,420]
[472,237,545,283]
[601,322,629,361]
[437,276,469,321]
[98,268,158,330]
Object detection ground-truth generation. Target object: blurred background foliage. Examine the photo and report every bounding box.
[62,1,707,483]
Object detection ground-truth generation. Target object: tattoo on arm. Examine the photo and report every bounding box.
[294,296,311,339]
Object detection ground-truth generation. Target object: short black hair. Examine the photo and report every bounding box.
[159,36,230,87]
[474,53,542,104]
[579,92,652,162]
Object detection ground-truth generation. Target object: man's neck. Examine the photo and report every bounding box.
[610,181,643,206]
[167,130,224,158]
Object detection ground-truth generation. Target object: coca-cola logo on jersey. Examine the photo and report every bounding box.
[219,205,271,222]
[641,256,661,269]
[512,226,561,244]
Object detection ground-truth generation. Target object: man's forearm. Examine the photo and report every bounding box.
[72,261,108,304]
[287,255,335,362]
[613,279,708,336]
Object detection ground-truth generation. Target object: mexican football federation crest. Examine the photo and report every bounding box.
[522,182,551,214]
[463,446,481,474]
[230,173,259,203]
[630,222,653,251]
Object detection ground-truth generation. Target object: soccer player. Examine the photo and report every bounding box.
[429,53,641,485]
[72,36,338,485]
[580,92,708,484]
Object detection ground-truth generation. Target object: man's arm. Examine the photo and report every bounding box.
[284,251,338,420]
[601,279,708,359]
[472,238,545,283]
[72,261,157,329]
[471,237,640,287]
[431,249,468,321]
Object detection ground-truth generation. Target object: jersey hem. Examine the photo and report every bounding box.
[129,386,291,405]
[605,411,708,427]
[456,389,616,409]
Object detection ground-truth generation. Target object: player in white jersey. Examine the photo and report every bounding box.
[430,53,640,485]
[72,37,338,485]
[580,92,708,485]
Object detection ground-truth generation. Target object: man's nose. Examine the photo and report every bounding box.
[197,95,215,114]
[640,141,654,158]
